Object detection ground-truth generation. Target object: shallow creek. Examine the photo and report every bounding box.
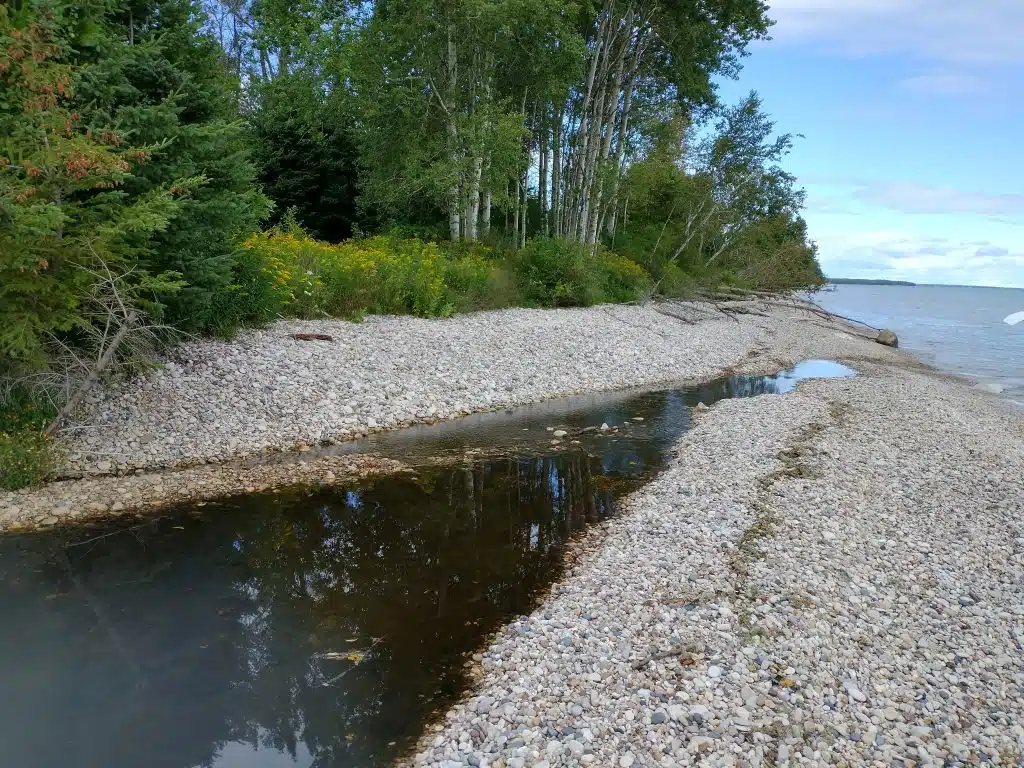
[0,361,852,768]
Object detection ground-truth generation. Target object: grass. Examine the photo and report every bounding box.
[0,388,59,490]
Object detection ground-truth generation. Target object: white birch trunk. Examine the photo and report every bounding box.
[519,171,528,247]
[446,24,461,242]
[467,156,482,241]
[482,187,491,236]
[539,107,548,237]
[552,104,562,237]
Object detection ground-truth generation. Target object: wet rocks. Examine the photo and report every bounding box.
[0,454,406,532]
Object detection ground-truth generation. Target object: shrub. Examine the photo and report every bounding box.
[217,226,654,324]
[209,244,292,336]
[598,252,652,303]
[0,384,62,490]
[365,237,451,316]
[234,229,457,319]
[655,262,693,298]
[444,253,520,312]
[511,238,652,307]
[0,430,57,490]
[511,238,604,307]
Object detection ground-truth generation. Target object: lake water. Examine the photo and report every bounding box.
[0,362,853,768]
[815,284,1024,403]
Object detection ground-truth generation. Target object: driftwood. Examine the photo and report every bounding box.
[653,287,885,341]
[292,333,334,342]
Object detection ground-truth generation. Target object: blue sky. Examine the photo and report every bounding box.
[716,0,1024,287]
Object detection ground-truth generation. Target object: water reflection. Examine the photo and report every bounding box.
[0,361,854,768]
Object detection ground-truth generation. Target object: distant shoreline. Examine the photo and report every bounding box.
[828,279,1024,290]
[827,278,915,286]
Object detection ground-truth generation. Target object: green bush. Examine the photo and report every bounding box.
[511,238,651,307]
[444,253,520,312]
[598,252,652,303]
[655,262,693,298]
[209,245,291,336]
[236,229,462,319]
[0,430,57,490]
[0,387,61,489]
[213,226,656,326]
[511,238,602,307]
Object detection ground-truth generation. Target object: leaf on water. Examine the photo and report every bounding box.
[321,650,366,663]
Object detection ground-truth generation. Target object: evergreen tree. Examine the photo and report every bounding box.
[75,0,270,333]
[250,76,359,242]
[0,0,187,372]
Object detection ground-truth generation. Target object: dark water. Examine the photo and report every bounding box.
[0,361,852,768]
[815,284,1024,402]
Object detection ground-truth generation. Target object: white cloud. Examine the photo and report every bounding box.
[766,0,1024,65]
[852,181,1024,220]
[815,230,1024,287]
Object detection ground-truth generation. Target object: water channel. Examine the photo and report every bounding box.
[0,360,853,768]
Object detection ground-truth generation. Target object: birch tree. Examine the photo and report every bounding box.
[541,0,771,246]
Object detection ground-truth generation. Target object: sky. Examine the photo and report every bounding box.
[715,0,1024,288]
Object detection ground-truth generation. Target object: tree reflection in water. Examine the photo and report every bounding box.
[0,363,854,768]
[0,453,640,768]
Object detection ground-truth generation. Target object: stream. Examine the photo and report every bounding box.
[0,360,853,768]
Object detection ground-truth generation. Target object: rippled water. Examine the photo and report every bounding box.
[0,362,853,768]
[815,284,1024,401]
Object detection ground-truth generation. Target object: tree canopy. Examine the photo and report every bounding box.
[2,0,823,472]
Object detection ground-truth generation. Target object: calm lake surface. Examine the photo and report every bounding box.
[0,362,854,768]
[815,284,1024,402]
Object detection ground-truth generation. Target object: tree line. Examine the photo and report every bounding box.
[0,0,823,483]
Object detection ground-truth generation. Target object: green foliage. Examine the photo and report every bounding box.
[2,0,822,446]
[600,251,652,303]
[0,387,59,488]
[249,75,359,242]
[74,0,270,333]
[726,214,825,290]
[0,429,57,490]
[222,225,654,323]
[0,1,186,373]
[617,94,822,295]
[511,238,651,307]
[232,228,456,321]
[443,252,520,312]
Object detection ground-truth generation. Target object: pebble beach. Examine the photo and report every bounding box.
[2,301,1022,767]
[398,316,1024,768]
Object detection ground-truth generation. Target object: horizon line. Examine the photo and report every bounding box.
[826,278,1024,290]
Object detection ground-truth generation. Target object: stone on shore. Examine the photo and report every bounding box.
[875,328,899,347]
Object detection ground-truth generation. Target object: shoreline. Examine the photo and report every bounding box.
[400,334,1024,767]
[53,302,889,477]
[2,301,1007,533]
[3,301,1022,764]
[3,301,900,532]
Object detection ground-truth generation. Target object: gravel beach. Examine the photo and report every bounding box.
[7,301,878,529]
[4,301,1022,767]
[56,302,841,475]
[397,320,1024,767]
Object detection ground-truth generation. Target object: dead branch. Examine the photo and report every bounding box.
[41,258,177,436]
